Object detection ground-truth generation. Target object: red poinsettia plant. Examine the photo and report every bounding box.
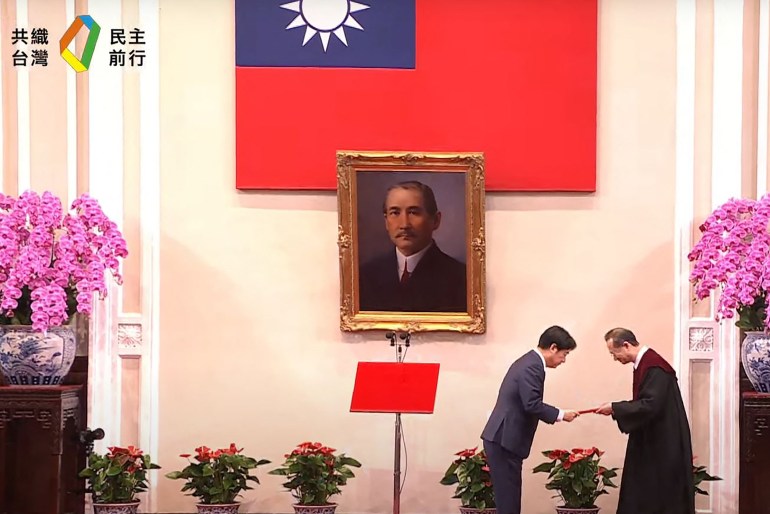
[165,443,270,505]
[269,441,361,506]
[533,447,619,509]
[79,445,161,504]
[440,446,495,509]
[693,457,722,496]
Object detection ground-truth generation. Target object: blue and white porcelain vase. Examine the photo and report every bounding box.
[741,331,770,393]
[0,325,76,385]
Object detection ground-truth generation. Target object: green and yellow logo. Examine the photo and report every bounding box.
[59,15,100,72]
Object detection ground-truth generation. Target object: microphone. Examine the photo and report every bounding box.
[399,331,411,346]
[385,331,396,339]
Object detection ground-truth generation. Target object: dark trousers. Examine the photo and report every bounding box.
[483,439,523,514]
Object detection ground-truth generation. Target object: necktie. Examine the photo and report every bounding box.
[400,262,410,285]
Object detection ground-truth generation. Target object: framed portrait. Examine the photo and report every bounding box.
[337,151,486,333]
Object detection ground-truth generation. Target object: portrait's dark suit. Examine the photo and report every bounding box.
[481,350,560,514]
[358,243,466,312]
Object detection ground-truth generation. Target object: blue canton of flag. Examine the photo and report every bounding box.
[235,0,416,69]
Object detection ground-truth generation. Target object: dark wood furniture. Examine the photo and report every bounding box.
[739,353,770,514]
[0,385,86,514]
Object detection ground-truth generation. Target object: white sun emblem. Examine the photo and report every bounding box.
[281,0,370,52]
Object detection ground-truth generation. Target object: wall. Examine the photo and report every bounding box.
[0,0,683,512]
[156,0,676,513]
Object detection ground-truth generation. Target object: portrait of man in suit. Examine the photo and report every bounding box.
[337,151,485,333]
[358,180,467,312]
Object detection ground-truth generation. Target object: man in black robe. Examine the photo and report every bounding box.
[595,327,695,514]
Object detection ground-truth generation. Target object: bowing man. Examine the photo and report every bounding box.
[481,325,580,514]
[596,327,695,514]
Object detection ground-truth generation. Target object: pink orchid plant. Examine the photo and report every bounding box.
[0,190,127,332]
[688,195,770,330]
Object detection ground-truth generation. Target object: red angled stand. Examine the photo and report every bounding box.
[350,360,440,514]
[351,362,440,414]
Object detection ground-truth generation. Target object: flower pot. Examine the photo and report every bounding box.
[92,501,141,514]
[0,325,76,385]
[459,507,496,514]
[555,508,600,514]
[196,503,241,514]
[741,331,770,392]
[292,504,337,514]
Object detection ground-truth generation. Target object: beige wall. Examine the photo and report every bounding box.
[0,0,679,511]
[156,1,676,513]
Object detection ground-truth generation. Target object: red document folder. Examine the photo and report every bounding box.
[350,362,440,414]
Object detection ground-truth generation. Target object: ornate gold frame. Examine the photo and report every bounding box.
[337,151,486,333]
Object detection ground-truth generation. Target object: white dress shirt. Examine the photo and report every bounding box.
[534,350,565,422]
[610,346,651,410]
[396,242,432,279]
[633,346,649,369]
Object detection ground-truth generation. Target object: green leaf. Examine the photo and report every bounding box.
[339,456,362,467]
[440,475,459,486]
[533,462,555,473]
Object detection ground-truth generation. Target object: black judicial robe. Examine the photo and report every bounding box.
[611,356,695,514]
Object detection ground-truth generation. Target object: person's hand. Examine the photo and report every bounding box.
[563,410,580,422]
[596,402,613,416]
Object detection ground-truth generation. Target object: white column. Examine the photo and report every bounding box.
[0,0,4,187]
[759,0,770,197]
[65,0,78,207]
[86,0,125,452]
[676,0,744,511]
[675,0,696,403]
[15,0,30,194]
[710,0,744,511]
[138,0,161,510]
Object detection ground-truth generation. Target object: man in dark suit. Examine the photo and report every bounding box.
[358,180,466,312]
[481,326,580,514]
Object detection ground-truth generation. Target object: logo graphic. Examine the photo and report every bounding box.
[281,0,369,52]
[59,15,101,72]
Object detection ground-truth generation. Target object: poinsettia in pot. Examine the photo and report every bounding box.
[688,195,770,392]
[165,443,271,514]
[533,447,619,514]
[269,441,362,514]
[79,445,160,514]
[693,458,722,497]
[0,190,127,385]
[440,446,495,514]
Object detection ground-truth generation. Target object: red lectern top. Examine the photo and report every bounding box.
[350,362,440,414]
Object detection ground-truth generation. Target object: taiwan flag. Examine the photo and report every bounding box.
[235,0,598,191]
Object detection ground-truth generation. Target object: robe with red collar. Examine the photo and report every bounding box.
[611,348,695,514]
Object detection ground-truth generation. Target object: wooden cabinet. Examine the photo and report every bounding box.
[0,385,85,514]
[740,392,770,514]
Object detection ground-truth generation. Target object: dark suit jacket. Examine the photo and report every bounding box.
[481,350,559,459]
[358,242,466,312]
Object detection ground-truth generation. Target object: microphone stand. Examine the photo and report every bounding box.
[387,331,410,514]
